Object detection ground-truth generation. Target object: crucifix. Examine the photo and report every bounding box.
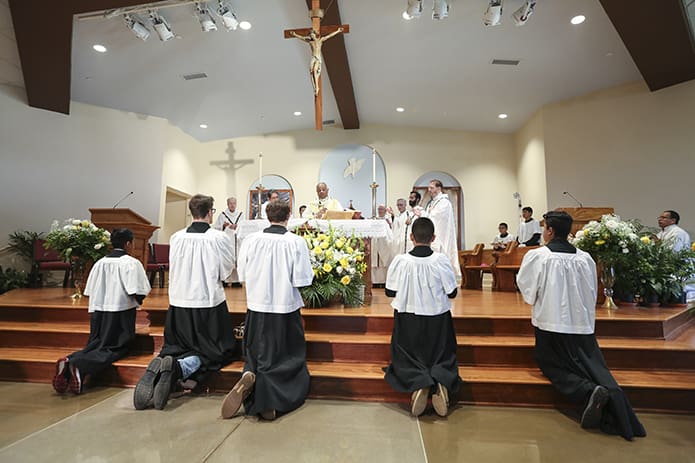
[284,0,349,130]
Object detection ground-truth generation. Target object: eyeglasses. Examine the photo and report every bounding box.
[211,208,217,214]
[657,215,671,220]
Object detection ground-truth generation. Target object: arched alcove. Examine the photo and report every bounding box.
[414,172,465,249]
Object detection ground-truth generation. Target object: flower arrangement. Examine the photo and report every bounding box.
[45,219,111,265]
[572,214,642,267]
[299,226,367,308]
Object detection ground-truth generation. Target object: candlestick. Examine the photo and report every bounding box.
[259,152,263,181]
[371,149,376,183]
[370,181,378,219]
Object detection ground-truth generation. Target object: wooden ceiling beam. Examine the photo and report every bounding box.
[304,0,360,129]
[599,0,695,91]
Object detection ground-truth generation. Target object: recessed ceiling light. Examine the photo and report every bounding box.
[605,51,614,57]
[498,113,508,119]
[396,107,405,112]
[402,11,413,20]
[293,111,302,116]
[570,15,586,25]
[239,21,252,30]
[92,44,107,53]
[199,124,208,129]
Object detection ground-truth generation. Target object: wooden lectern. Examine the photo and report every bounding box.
[554,207,614,236]
[89,208,159,268]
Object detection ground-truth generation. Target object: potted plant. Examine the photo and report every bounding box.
[0,266,29,294]
[7,230,44,287]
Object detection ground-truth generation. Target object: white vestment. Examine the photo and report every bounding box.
[213,208,244,282]
[392,210,415,255]
[84,253,151,313]
[492,233,516,250]
[516,246,597,335]
[168,226,234,308]
[237,228,314,314]
[518,218,542,245]
[371,215,393,284]
[386,252,457,316]
[657,224,691,252]
[423,193,461,278]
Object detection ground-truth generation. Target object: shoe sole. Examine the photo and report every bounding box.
[410,387,428,417]
[52,358,69,394]
[581,386,609,429]
[432,384,449,417]
[260,410,276,421]
[68,365,82,394]
[134,357,162,410]
[221,372,256,419]
[153,356,174,410]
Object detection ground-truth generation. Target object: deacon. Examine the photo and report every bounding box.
[308,182,343,219]
[134,194,239,410]
[52,229,151,395]
[391,198,414,256]
[372,204,393,286]
[213,196,244,286]
[516,211,646,440]
[384,217,461,417]
[517,206,542,246]
[221,200,314,421]
[417,180,461,280]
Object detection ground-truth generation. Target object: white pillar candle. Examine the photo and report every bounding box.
[259,152,263,182]
[372,149,376,183]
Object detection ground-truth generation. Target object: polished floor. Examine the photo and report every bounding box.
[1,382,693,463]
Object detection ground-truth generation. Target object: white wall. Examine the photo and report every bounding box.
[541,80,695,235]
[184,125,518,248]
[0,85,178,249]
[514,110,548,220]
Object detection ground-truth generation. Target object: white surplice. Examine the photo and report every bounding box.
[423,193,461,278]
[84,254,151,313]
[213,208,244,282]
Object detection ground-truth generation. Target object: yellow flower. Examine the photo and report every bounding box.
[335,239,345,249]
[323,263,332,272]
[320,241,329,249]
[595,240,606,245]
[340,275,351,285]
[81,220,90,227]
[339,258,349,268]
[346,246,354,254]
[325,250,334,260]
[317,233,327,241]
[692,242,695,252]
[356,254,363,262]
[312,247,323,255]
[640,236,651,244]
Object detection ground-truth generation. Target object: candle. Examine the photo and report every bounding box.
[259,152,263,182]
[372,149,376,183]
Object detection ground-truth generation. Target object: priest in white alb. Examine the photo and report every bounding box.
[372,204,393,285]
[417,180,461,280]
[308,182,343,219]
[213,196,244,285]
[391,197,415,256]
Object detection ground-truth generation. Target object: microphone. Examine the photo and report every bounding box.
[113,191,134,208]
[563,191,583,207]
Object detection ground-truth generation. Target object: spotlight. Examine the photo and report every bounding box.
[512,0,536,26]
[405,0,423,19]
[149,10,174,41]
[483,0,503,26]
[124,14,150,41]
[195,2,217,32]
[432,0,449,20]
[217,0,239,30]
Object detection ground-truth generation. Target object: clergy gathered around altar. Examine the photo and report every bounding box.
[221,200,314,420]
[134,194,240,410]
[213,196,244,287]
[516,211,646,440]
[53,228,151,395]
[384,217,462,417]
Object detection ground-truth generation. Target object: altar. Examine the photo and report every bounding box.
[237,218,393,296]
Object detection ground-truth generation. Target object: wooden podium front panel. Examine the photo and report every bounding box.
[89,208,159,268]
[555,207,614,236]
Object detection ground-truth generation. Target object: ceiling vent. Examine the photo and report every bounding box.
[322,119,336,125]
[491,59,520,66]
[182,72,208,80]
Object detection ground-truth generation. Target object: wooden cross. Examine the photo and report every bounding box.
[284,0,349,130]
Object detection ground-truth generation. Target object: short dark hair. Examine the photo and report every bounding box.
[499,222,508,229]
[410,190,421,202]
[110,228,133,249]
[665,210,680,224]
[299,205,306,211]
[267,201,291,223]
[430,179,443,189]
[543,211,572,239]
[189,194,214,219]
[522,206,533,215]
[267,190,278,200]
[412,217,435,243]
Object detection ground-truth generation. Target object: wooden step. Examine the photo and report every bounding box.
[2,348,692,413]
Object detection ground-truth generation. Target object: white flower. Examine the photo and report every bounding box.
[622,248,629,253]
[576,230,585,238]
[605,220,619,230]
[72,219,81,225]
[94,243,104,250]
[628,233,638,241]
[336,266,343,274]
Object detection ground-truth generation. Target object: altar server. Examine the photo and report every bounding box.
[221,200,314,421]
[517,206,542,246]
[52,229,151,395]
[517,211,646,440]
[384,217,462,417]
[134,194,239,410]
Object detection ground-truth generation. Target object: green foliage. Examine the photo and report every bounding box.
[8,230,44,264]
[298,226,367,308]
[44,219,111,268]
[0,266,29,294]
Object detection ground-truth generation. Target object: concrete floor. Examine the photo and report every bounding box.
[1,382,693,463]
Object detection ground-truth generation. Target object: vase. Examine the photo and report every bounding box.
[70,260,87,300]
[600,265,618,309]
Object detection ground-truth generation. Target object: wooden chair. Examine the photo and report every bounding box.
[33,239,71,287]
[459,243,485,289]
[148,243,170,288]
